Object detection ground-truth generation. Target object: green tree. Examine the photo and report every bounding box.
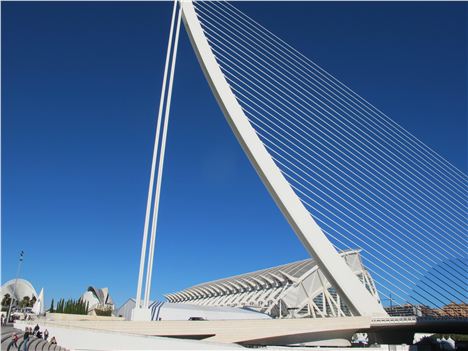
[56,298,64,313]
[51,297,90,315]
[1,294,12,312]
[1,294,12,308]
[64,299,70,314]
[49,298,55,313]
[19,296,30,308]
[29,296,37,307]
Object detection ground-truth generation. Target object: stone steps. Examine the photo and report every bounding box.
[1,330,67,351]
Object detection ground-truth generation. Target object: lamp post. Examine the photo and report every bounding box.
[7,250,24,323]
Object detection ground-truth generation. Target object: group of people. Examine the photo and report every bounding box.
[10,325,57,350]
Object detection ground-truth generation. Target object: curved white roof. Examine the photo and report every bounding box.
[81,291,100,309]
[81,286,114,311]
[1,279,38,302]
[181,249,361,295]
[165,250,379,319]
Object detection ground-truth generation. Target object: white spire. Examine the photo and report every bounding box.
[32,288,44,315]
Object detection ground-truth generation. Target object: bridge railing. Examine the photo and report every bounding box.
[371,316,417,325]
[371,316,468,326]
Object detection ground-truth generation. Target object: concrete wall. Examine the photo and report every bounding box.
[14,320,241,350]
[45,312,124,322]
[18,316,372,346]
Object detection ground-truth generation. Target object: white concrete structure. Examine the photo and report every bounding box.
[32,288,45,315]
[157,302,271,321]
[133,0,182,321]
[19,316,374,346]
[133,0,387,321]
[81,286,114,314]
[167,249,380,318]
[15,320,242,350]
[1,278,37,303]
[117,298,270,321]
[116,298,153,320]
[179,0,387,318]
[136,0,464,319]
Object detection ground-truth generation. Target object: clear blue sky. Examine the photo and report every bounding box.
[2,1,466,308]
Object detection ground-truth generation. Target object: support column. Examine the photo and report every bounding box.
[132,0,180,321]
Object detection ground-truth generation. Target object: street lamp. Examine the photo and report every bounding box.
[7,250,24,323]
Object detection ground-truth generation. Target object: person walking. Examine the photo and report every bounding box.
[12,333,19,348]
[43,329,49,341]
[50,337,57,345]
[23,327,30,351]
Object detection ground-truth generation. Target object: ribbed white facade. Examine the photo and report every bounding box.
[166,250,380,319]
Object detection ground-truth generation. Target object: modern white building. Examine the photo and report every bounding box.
[116,298,153,320]
[166,250,380,319]
[117,298,270,321]
[1,279,38,304]
[81,286,115,315]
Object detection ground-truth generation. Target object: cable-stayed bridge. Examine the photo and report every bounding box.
[131,0,467,340]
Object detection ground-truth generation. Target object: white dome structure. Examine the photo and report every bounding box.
[1,279,37,304]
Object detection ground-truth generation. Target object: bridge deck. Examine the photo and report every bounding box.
[25,317,371,345]
[18,316,468,347]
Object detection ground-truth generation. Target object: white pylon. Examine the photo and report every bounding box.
[132,0,181,321]
[144,5,182,310]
